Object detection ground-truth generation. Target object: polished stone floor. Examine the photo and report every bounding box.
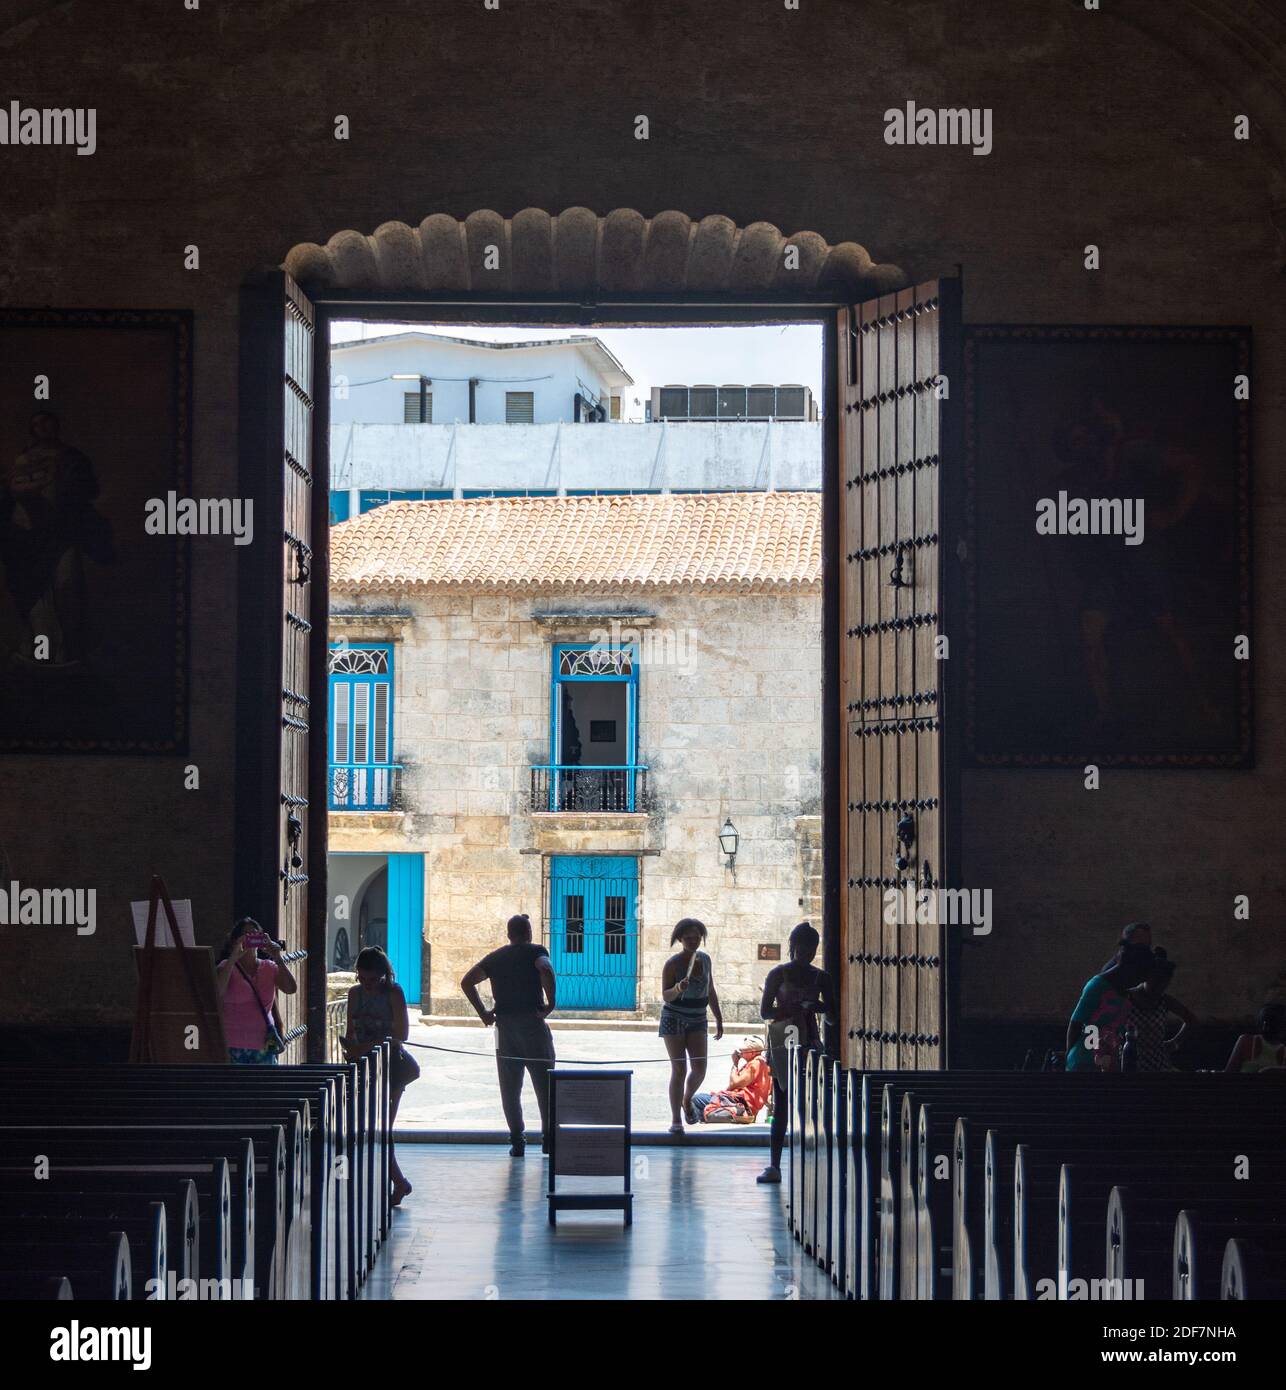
[361,1144,839,1300]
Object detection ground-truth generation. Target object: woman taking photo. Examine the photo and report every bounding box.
[341,946,417,1206]
[659,918,723,1135]
[215,916,298,1065]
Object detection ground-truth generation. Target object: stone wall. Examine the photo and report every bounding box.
[0,1,1282,1043]
[330,588,822,1020]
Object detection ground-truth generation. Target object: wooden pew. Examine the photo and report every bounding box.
[1106,1187,1286,1300]
[801,1050,820,1258]
[0,1229,132,1300]
[0,1132,272,1298]
[0,1184,198,1297]
[1167,1206,1284,1301]
[788,1046,804,1240]
[0,1101,305,1297]
[1221,1231,1286,1300]
[823,1071,1284,1303]
[0,1203,167,1299]
[0,1062,357,1299]
[0,1057,385,1302]
[905,1075,1269,1299]
[1034,1141,1286,1301]
[0,1171,230,1299]
[0,1274,74,1299]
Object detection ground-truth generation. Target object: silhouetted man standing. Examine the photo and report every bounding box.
[461,913,557,1156]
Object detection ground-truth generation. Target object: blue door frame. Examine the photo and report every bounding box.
[548,856,638,1010]
[329,642,398,810]
[332,852,423,1006]
[546,642,642,812]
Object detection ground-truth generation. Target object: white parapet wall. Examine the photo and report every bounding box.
[330,419,823,495]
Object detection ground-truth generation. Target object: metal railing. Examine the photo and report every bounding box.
[328,761,403,811]
[325,998,348,1063]
[530,764,648,813]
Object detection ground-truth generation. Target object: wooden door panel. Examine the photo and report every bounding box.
[276,280,314,1047]
[838,283,958,1071]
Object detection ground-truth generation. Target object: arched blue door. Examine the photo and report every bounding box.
[548,856,638,1010]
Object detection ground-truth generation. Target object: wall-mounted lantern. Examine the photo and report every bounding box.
[719,817,739,869]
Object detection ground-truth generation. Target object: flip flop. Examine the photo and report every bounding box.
[667,1122,684,1135]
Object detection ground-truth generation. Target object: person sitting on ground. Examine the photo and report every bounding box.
[215,916,298,1066]
[1064,940,1154,1071]
[461,913,557,1157]
[1099,920,1152,973]
[756,922,837,1183]
[1225,1002,1286,1074]
[686,1038,773,1124]
[341,946,416,1206]
[1125,948,1196,1072]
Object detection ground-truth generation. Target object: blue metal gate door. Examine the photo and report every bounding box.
[548,856,639,1010]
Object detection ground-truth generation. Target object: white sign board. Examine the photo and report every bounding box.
[131,898,196,948]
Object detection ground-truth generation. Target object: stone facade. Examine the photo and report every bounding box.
[329,589,821,1021]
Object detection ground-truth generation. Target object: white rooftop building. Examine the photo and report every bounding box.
[327,332,823,523]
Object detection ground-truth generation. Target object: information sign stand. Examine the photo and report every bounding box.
[547,1068,633,1226]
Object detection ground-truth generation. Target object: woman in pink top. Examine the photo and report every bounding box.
[216,917,298,1064]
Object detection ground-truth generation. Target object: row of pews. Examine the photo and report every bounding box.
[788,1052,1286,1301]
[0,1045,392,1300]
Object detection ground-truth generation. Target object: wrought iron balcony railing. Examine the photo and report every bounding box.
[329,761,403,811]
[530,764,649,813]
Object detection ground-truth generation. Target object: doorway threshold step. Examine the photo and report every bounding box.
[396,1128,770,1146]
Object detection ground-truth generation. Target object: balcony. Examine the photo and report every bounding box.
[329,761,403,811]
[530,764,648,814]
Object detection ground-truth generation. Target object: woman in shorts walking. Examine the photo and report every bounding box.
[659,918,724,1134]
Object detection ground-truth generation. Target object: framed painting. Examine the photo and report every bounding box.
[964,324,1251,767]
[0,308,190,752]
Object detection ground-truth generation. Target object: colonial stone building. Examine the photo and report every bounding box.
[327,491,821,1020]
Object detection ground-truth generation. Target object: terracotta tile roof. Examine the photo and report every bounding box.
[330,491,821,594]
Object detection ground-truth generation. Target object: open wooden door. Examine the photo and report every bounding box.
[236,270,325,1058]
[836,280,961,1071]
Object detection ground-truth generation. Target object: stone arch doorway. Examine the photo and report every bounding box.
[239,207,958,1071]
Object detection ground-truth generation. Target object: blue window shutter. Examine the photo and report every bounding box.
[333,683,350,762]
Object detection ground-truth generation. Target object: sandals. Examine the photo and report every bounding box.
[667,1122,684,1135]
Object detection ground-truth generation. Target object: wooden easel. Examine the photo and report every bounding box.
[129,874,228,1063]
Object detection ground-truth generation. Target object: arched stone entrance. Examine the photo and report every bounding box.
[282,206,905,299]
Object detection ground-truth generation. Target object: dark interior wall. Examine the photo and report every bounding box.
[0,0,1282,1039]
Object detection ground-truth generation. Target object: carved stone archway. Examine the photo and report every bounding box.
[283,206,905,299]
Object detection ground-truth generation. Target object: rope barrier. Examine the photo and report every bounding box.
[403,1039,759,1066]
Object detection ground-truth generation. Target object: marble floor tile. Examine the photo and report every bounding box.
[360,1144,838,1301]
